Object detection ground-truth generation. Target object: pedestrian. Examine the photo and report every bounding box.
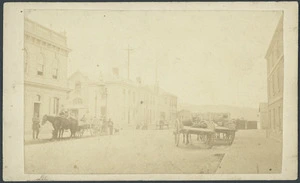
[108,118,114,135]
[32,113,40,139]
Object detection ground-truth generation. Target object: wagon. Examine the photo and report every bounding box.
[173,119,236,147]
[76,121,103,137]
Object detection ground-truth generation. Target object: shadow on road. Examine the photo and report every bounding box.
[24,134,112,146]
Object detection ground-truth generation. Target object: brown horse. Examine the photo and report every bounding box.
[42,115,78,139]
[42,115,62,139]
[58,117,78,138]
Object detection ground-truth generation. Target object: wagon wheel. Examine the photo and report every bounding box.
[201,134,209,144]
[79,128,84,137]
[207,133,215,148]
[228,131,235,145]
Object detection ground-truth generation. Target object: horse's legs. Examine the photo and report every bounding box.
[36,129,39,139]
[61,129,64,139]
[32,130,35,139]
[186,133,189,144]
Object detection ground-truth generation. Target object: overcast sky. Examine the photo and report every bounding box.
[26,10,282,108]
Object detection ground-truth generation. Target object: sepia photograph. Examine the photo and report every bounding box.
[3,2,298,181]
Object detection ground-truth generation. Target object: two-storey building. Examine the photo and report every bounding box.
[67,71,107,121]
[265,14,284,140]
[24,18,71,137]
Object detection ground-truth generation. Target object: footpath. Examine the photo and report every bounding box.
[216,129,282,174]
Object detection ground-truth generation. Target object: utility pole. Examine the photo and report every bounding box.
[124,45,133,125]
[124,45,133,81]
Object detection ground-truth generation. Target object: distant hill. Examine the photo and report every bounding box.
[178,103,259,121]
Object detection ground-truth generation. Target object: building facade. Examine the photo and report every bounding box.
[159,91,178,123]
[258,103,269,130]
[67,71,107,121]
[24,18,71,136]
[265,15,284,140]
[177,110,192,121]
[104,69,177,128]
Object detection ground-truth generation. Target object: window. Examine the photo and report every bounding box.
[133,92,135,104]
[37,64,44,76]
[101,107,106,116]
[52,58,59,79]
[37,53,45,76]
[53,97,59,115]
[272,75,275,96]
[278,106,282,131]
[277,68,281,92]
[73,98,83,105]
[24,49,28,73]
[75,81,81,92]
[36,95,41,101]
[52,68,58,79]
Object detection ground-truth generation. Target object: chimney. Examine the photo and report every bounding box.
[112,68,119,78]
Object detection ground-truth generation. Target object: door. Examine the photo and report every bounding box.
[33,103,40,117]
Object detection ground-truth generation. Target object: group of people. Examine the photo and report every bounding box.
[31,108,116,140]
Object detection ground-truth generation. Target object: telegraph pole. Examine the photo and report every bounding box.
[124,45,133,125]
[124,45,133,81]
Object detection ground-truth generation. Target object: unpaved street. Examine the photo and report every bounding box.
[25,129,228,174]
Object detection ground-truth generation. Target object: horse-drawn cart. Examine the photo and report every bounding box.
[173,119,236,148]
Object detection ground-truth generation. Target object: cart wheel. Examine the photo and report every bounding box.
[207,133,215,148]
[80,129,84,137]
[229,132,235,145]
[174,132,180,146]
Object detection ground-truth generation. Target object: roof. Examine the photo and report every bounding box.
[68,70,104,86]
[265,14,283,59]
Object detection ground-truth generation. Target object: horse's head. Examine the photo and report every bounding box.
[42,115,48,125]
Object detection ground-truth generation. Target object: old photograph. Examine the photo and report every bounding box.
[3,2,298,181]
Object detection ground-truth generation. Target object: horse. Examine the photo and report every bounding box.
[58,117,78,138]
[41,115,63,139]
[42,115,78,139]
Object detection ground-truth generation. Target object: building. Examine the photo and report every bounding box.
[104,68,177,128]
[265,14,284,140]
[24,18,71,136]
[258,103,269,129]
[67,71,107,121]
[235,119,258,130]
[177,110,192,121]
[197,112,231,122]
[104,69,159,128]
[159,90,178,123]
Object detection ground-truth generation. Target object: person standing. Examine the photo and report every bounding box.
[108,118,114,135]
[32,113,40,139]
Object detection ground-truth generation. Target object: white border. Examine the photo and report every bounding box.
[3,2,298,181]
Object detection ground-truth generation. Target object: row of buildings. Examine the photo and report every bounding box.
[259,14,284,140]
[24,18,177,135]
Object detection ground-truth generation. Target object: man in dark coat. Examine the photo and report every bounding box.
[32,113,40,139]
[108,118,114,135]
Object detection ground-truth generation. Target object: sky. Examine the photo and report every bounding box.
[25,10,282,108]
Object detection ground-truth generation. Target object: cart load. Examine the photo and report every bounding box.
[174,119,236,148]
